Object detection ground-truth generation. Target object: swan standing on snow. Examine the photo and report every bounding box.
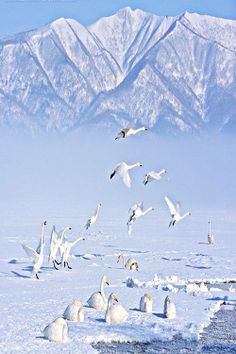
[61,236,85,269]
[43,317,68,342]
[140,293,153,313]
[48,226,64,269]
[36,220,47,253]
[165,196,191,227]
[87,275,109,310]
[117,254,138,271]
[105,293,128,324]
[22,221,47,279]
[163,295,176,319]
[63,300,84,322]
[143,169,167,185]
[115,127,147,140]
[208,220,214,244]
[58,225,72,258]
[127,202,154,235]
[85,203,102,230]
[110,162,142,188]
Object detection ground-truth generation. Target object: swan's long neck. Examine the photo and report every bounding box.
[100,278,106,300]
[39,243,44,256]
[61,227,68,242]
[208,221,212,235]
[128,163,140,170]
[143,207,153,216]
[95,205,100,218]
[180,212,190,220]
[106,296,113,311]
[40,223,46,245]
[133,127,145,134]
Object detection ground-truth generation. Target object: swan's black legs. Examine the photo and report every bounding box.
[53,260,59,270]
[64,261,72,270]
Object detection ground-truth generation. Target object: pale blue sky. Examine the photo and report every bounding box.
[0,0,236,37]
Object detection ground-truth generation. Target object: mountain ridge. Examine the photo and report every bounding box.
[0,7,235,133]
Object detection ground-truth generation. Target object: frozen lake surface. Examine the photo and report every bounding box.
[94,305,236,353]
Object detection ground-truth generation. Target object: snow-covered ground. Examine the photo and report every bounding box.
[0,131,235,353]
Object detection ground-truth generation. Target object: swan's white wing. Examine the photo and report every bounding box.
[50,227,59,244]
[36,243,41,254]
[176,202,182,214]
[122,128,131,133]
[129,203,138,213]
[149,171,162,180]
[165,196,176,216]
[113,162,131,187]
[121,170,131,188]
[137,202,144,211]
[22,244,39,262]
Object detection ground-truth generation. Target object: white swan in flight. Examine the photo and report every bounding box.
[143,169,167,185]
[61,236,85,269]
[36,220,47,253]
[85,203,102,230]
[105,293,128,324]
[165,196,191,227]
[208,220,214,244]
[140,293,153,313]
[110,162,142,188]
[22,242,45,279]
[117,254,138,271]
[43,317,68,342]
[87,275,109,310]
[63,300,84,322]
[163,295,176,319]
[115,127,147,140]
[127,202,154,235]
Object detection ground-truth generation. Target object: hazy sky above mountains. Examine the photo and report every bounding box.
[0,0,236,37]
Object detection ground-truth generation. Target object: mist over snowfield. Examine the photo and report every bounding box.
[0,128,236,353]
[0,128,235,215]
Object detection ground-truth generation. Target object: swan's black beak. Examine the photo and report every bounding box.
[106,281,110,285]
[44,221,47,226]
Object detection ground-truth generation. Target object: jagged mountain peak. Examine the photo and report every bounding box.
[0,8,235,133]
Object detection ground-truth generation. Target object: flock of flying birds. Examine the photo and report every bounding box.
[21,126,199,343]
[111,126,192,235]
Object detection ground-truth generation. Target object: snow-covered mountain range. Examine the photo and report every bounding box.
[0,7,235,133]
